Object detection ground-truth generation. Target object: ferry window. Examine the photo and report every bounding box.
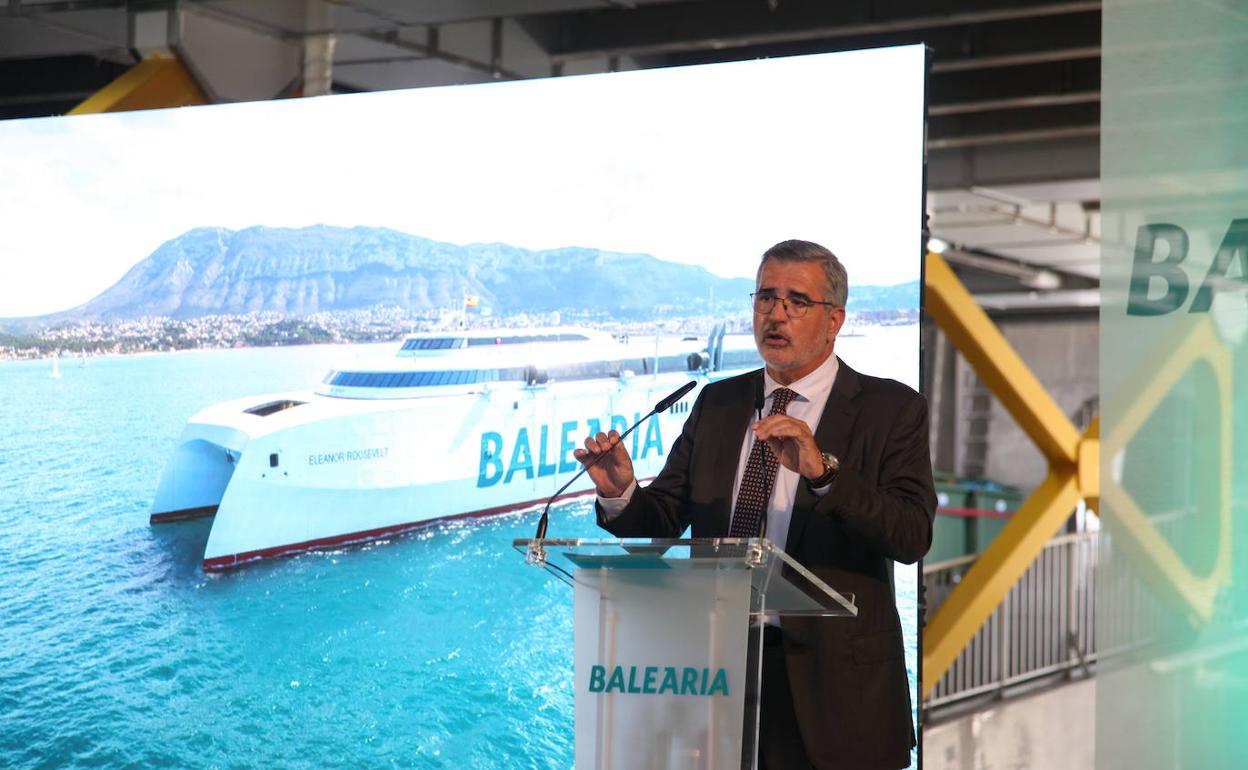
[657,354,689,374]
[402,338,465,351]
[721,350,764,370]
[245,400,306,417]
[466,333,590,346]
[327,369,509,388]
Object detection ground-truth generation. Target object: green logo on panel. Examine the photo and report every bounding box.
[1127,220,1248,315]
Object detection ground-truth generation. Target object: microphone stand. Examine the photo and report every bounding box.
[527,380,696,565]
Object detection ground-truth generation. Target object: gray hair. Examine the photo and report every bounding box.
[757,240,848,307]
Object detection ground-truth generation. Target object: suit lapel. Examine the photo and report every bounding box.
[786,357,862,551]
[708,370,761,535]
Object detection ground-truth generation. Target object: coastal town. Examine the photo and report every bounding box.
[0,305,917,362]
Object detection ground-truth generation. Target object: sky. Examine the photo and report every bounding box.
[0,46,926,318]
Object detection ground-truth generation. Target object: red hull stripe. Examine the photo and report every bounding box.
[937,506,1012,520]
[199,481,651,572]
[151,505,219,524]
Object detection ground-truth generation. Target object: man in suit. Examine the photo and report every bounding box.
[574,239,936,769]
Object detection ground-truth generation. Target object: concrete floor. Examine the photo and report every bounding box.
[924,679,1095,770]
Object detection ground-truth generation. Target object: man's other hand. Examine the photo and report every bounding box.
[573,430,635,498]
[753,415,824,479]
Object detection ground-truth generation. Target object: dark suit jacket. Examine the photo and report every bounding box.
[597,359,936,770]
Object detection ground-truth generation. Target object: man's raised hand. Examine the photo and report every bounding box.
[573,430,635,498]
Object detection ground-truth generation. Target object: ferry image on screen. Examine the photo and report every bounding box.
[150,326,761,570]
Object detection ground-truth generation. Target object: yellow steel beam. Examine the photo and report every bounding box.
[69,52,207,115]
[1078,418,1099,511]
[921,251,1095,697]
[923,469,1083,690]
[924,252,1082,466]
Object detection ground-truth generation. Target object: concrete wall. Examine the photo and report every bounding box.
[924,679,1096,770]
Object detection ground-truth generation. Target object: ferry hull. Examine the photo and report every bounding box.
[153,373,718,570]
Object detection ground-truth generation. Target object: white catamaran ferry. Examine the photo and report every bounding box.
[151,326,761,570]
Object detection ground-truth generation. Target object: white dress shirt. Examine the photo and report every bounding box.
[599,352,840,549]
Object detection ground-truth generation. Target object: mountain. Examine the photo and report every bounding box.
[5,225,918,328]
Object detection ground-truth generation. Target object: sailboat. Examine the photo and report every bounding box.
[79,350,88,367]
[49,355,62,379]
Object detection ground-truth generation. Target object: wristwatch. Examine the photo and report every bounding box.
[804,451,839,491]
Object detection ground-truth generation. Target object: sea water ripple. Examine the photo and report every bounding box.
[0,344,916,769]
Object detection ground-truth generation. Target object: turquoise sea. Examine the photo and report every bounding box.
[0,344,917,769]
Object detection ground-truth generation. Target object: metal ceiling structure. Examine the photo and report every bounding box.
[0,0,1103,308]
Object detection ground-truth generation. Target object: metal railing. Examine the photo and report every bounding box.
[923,531,1099,709]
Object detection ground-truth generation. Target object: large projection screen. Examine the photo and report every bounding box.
[0,47,926,769]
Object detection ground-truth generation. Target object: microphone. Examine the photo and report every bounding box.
[654,380,697,413]
[533,381,697,541]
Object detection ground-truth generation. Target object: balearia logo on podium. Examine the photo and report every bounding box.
[588,664,730,696]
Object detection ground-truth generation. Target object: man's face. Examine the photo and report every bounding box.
[753,259,846,384]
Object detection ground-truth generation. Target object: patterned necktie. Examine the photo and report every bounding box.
[729,387,797,538]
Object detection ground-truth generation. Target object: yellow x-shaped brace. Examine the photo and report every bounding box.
[922,253,1233,698]
[922,252,1099,696]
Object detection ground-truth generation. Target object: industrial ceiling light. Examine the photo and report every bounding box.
[1022,269,1062,291]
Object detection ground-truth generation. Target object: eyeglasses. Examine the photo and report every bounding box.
[751,292,839,318]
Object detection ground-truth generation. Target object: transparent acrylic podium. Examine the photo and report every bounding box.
[514,537,857,770]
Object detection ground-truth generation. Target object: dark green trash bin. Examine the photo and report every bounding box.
[929,474,974,564]
[965,480,1023,552]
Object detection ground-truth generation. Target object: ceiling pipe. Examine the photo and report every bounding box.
[928,90,1100,116]
[930,45,1102,73]
[550,0,1103,62]
[940,247,1064,290]
[927,125,1100,150]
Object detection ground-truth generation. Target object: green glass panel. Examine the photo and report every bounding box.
[1101,1,1248,768]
